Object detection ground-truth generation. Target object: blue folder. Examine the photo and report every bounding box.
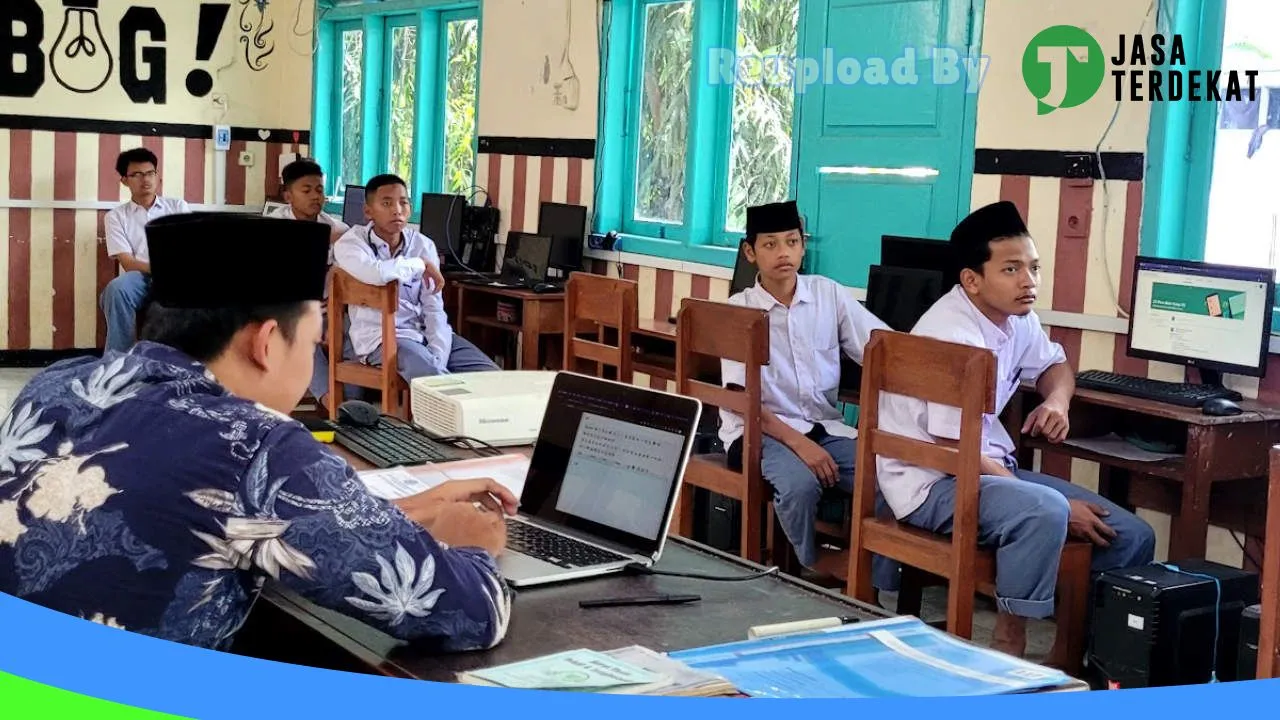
[668,616,1071,699]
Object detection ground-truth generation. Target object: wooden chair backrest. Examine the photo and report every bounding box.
[675,298,769,419]
[855,329,997,549]
[1258,444,1280,679]
[564,272,638,381]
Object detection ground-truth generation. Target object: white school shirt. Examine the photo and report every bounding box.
[719,274,888,449]
[874,285,1068,519]
[332,224,451,368]
[265,205,349,266]
[103,196,192,263]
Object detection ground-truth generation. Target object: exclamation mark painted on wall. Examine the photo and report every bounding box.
[186,3,231,97]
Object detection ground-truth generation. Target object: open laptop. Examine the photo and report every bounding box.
[498,372,703,588]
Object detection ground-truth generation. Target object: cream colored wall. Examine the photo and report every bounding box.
[975,0,1154,152]
[477,0,600,138]
[3,0,314,129]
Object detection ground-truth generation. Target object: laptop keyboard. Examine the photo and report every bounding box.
[507,520,630,569]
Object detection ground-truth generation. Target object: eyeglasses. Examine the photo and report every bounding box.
[127,170,158,180]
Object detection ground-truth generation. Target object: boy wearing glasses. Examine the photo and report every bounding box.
[101,147,192,353]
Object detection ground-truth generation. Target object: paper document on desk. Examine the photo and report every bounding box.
[357,454,530,500]
[458,649,666,691]
[1062,433,1183,462]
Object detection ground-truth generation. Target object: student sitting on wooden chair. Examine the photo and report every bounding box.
[333,174,497,382]
[875,200,1156,660]
[721,200,897,586]
[267,159,352,412]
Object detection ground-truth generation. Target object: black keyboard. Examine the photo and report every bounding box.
[333,416,461,468]
[507,521,629,569]
[1075,369,1243,408]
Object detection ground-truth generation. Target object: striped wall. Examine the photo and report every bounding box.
[1,129,309,352]
[474,152,594,270]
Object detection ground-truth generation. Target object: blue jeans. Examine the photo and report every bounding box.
[902,460,1156,619]
[362,335,498,382]
[761,434,900,589]
[100,271,149,353]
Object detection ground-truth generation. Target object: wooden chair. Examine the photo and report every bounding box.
[1258,444,1280,679]
[563,272,638,384]
[847,329,1091,675]
[673,298,772,563]
[326,268,408,421]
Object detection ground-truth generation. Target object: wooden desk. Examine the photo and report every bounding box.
[632,319,678,382]
[452,282,565,370]
[251,537,892,681]
[1004,386,1280,562]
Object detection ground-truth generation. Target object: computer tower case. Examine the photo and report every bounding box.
[1238,603,1261,681]
[1088,560,1259,688]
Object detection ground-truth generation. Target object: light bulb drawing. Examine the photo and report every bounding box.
[50,0,114,94]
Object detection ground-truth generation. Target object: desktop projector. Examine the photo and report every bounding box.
[409,371,557,446]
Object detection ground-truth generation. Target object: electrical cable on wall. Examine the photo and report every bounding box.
[1094,0,1164,321]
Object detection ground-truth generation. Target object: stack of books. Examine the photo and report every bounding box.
[456,646,738,696]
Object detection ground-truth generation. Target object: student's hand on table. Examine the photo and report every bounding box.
[1022,400,1070,443]
[1067,499,1116,547]
[792,436,839,488]
[424,263,446,294]
[427,500,508,557]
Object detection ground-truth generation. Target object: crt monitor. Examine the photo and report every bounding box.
[420,193,466,265]
[342,185,366,227]
[881,235,959,290]
[1126,256,1275,386]
[865,265,945,332]
[538,202,588,272]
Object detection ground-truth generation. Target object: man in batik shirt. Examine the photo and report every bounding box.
[0,212,515,652]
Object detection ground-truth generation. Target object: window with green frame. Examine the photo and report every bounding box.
[313,1,482,216]
[595,0,800,266]
[1143,0,1280,331]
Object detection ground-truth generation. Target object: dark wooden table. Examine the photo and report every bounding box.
[243,537,892,682]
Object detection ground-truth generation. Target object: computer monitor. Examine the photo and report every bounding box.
[864,265,945,332]
[501,232,553,285]
[880,235,959,290]
[342,185,366,227]
[1126,256,1275,386]
[729,244,758,296]
[420,193,466,266]
[538,202,588,272]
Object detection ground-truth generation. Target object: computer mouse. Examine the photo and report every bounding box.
[337,399,381,427]
[532,282,558,294]
[1202,398,1243,417]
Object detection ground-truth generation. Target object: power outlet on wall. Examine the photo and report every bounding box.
[238,151,255,167]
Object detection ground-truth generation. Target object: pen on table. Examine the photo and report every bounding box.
[579,594,701,609]
[747,615,861,639]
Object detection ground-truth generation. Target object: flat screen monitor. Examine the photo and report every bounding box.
[864,265,945,332]
[342,185,366,227]
[880,235,959,290]
[729,244,758,295]
[1126,256,1275,384]
[420,193,466,265]
[538,202,588,272]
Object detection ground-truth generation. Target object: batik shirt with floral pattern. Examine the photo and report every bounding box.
[0,342,512,651]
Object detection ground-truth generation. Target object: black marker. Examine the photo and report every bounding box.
[579,594,701,609]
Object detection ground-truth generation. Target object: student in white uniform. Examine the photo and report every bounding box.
[876,200,1155,662]
[333,174,498,381]
[720,201,897,586]
[267,159,352,412]
[100,147,191,353]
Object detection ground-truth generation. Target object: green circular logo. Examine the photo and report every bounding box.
[1022,25,1106,115]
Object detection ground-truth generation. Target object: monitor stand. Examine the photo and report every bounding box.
[1196,367,1226,389]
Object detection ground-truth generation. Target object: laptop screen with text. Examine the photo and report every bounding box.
[520,373,702,558]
